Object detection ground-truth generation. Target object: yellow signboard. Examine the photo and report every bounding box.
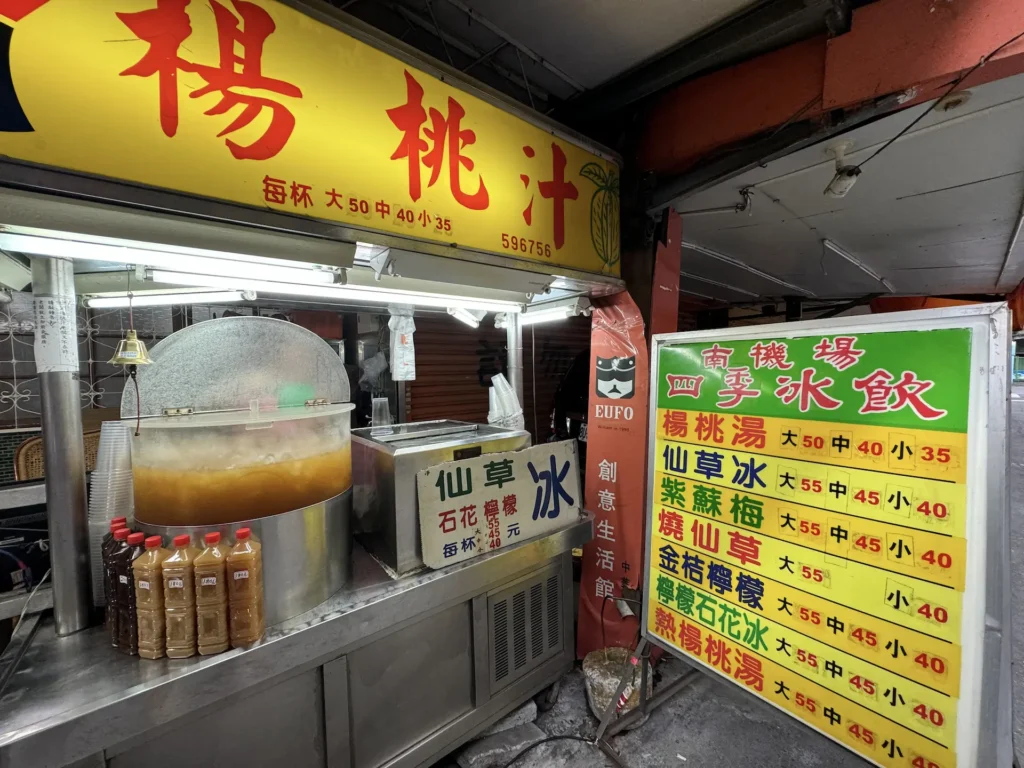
[644,321,1007,768]
[0,0,619,276]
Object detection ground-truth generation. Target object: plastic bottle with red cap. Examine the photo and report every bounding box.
[194,531,229,655]
[133,535,169,659]
[162,534,199,659]
[227,528,265,647]
[106,526,132,648]
[114,532,146,654]
[102,519,128,626]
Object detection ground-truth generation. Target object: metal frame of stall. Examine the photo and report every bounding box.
[0,0,622,635]
[0,2,623,765]
[0,191,602,768]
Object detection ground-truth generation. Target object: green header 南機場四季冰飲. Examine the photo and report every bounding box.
[656,328,971,433]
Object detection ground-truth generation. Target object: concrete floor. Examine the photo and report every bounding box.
[517,656,871,768]
[441,389,1024,768]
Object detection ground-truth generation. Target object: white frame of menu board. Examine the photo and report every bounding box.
[640,303,1012,768]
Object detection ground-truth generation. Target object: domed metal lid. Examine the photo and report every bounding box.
[120,315,350,418]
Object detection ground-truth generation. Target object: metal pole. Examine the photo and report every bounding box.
[505,312,523,407]
[32,256,90,636]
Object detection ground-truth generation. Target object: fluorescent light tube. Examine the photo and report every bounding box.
[0,232,338,284]
[149,270,523,313]
[520,306,573,325]
[84,291,247,309]
[447,307,485,328]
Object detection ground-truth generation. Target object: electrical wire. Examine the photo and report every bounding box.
[123,267,143,435]
[531,325,538,440]
[14,567,50,629]
[499,735,593,768]
[0,547,29,575]
[132,370,142,437]
[857,28,1024,169]
[126,268,135,331]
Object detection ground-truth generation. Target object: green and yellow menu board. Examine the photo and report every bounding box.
[643,307,1012,768]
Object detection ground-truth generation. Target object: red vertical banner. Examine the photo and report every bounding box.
[577,291,650,657]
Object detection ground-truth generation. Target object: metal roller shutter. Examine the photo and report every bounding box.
[408,314,591,444]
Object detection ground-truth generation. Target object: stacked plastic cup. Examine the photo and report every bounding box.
[88,421,135,606]
[370,397,393,437]
[487,374,525,431]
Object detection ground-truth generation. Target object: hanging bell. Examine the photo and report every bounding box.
[109,329,153,366]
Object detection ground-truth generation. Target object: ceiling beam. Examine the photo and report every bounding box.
[997,182,1024,291]
[389,3,555,105]
[683,241,815,296]
[559,0,839,122]
[815,292,881,319]
[646,0,1024,206]
[821,239,894,293]
[680,270,759,298]
[463,41,507,74]
[681,287,727,302]
[442,0,586,92]
[649,91,902,210]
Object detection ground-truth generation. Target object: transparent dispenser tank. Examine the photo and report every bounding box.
[130,403,355,527]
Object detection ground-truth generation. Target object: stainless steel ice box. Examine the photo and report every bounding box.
[352,420,530,574]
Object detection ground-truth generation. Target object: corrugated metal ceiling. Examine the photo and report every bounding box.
[674,70,1024,301]
[436,0,762,89]
[338,0,763,111]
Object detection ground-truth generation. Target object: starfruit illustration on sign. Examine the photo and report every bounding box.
[580,161,621,272]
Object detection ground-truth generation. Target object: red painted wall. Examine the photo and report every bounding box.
[642,0,1024,177]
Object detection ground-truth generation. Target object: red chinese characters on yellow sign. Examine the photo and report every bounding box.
[520,143,579,249]
[114,2,585,252]
[387,69,488,211]
[0,0,619,275]
[117,0,302,161]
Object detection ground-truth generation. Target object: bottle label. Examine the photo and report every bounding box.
[168,577,184,589]
[118,575,128,584]
[200,576,217,587]
[233,569,249,580]
[139,580,150,590]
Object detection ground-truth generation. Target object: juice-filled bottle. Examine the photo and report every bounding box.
[194,532,229,655]
[162,534,199,659]
[134,535,169,660]
[106,527,131,648]
[101,517,127,566]
[115,532,146,655]
[102,517,128,601]
[227,528,265,647]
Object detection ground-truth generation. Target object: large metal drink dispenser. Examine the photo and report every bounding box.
[121,316,353,626]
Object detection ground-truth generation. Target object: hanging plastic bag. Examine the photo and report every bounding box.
[388,306,416,381]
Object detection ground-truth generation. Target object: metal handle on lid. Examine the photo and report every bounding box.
[372,423,480,443]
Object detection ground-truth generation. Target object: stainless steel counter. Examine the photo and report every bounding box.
[0,514,592,768]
